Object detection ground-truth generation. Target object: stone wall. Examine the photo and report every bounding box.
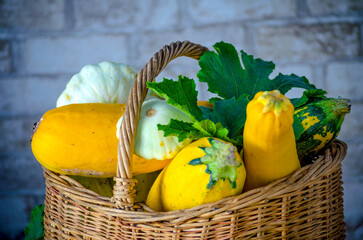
[0,0,362,239]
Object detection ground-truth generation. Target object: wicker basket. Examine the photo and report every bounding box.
[43,41,348,239]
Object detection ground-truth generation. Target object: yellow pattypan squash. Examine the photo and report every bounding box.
[146,137,246,212]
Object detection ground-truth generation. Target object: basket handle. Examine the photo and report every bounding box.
[113,41,209,209]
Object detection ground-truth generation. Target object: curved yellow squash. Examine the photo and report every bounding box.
[243,90,301,192]
[146,137,246,212]
[31,103,170,177]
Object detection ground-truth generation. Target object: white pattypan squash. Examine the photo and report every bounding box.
[117,99,192,160]
[56,61,158,107]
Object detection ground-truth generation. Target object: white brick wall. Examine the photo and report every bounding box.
[342,139,363,177]
[74,0,180,32]
[137,24,246,65]
[0,40,13,72]
[326,61,363,100]
[0,0,65,30]
[0,76,67,115]
[306,0,363,15]
[256,23,360,62]
[0,117,36,152]
[24,35,129,74]
[187,0,297,24]
[339,102,363,140]
[0,0,362,239]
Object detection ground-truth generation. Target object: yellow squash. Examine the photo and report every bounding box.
[31,103,170,177]
[146,137,246,212]
[243,90,301,192]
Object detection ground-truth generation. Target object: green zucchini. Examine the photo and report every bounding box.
[294,98,351,162]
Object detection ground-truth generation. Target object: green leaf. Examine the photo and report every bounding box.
[197,41,316,100]
[197,42,246,99]
[157,118,240,146]
[157,119,202,142]
[24,204,45,240]
[239,50,276,95]
[203,95,249,139]
[209,97,223,103]
[291,88,328,108]
[193,120,242,146]
[269,73,315,95]
[193,119,217,136]
[215,123,231,141]
[147,76,203,121]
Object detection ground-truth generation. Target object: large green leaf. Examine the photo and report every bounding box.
[197,41,316,100]
[202,95,249,139]
[147,76,203,122]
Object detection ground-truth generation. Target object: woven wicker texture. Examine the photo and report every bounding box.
[43,41,347,239]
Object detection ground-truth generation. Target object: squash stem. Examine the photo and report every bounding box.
[189,138,241,189]
[258,90,290,116]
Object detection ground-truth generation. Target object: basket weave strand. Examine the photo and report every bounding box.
[43,41,347,239]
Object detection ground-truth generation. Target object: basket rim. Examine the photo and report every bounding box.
[43,139,347,224]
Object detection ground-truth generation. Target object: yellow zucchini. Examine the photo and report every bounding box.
[243,90,301,192]
[31,103,170,177]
